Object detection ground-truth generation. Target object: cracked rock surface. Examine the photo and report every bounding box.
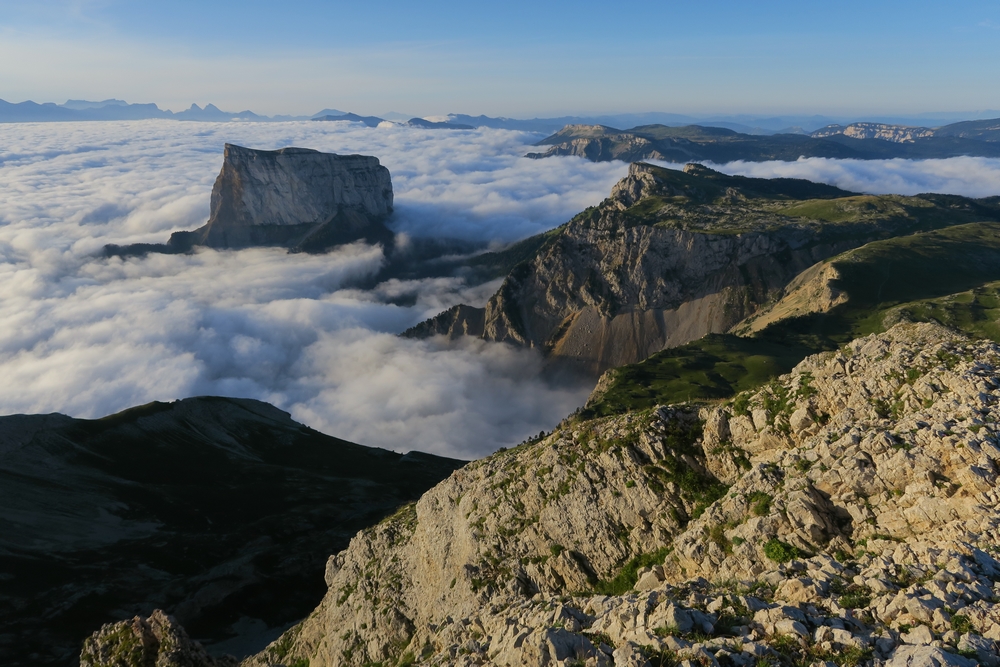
[166,322,1000,667]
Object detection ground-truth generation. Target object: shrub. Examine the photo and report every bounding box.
[763,539,801,563]
[747,491,772,517]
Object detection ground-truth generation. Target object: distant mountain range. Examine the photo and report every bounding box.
[310,113,474,129]
[525,119,1000,163]
[4,97,1000,135]
[0,98,337,123]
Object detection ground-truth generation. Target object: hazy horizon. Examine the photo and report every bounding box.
[2,1,998,118]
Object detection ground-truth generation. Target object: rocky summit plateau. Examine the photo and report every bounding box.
[106,144,395,255]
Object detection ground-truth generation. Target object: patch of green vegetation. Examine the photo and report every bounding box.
[838,585,872,609]
[951,613,974,634]
[641,646,679,667]
[80,625,145,667]
[769,635,874,667]
[266,622,305,662]
[582,334,811,418]
[747,491,773,517]
[631,417,730,521]
[757,222,1000,351]
[708,522,733,554]
[779,195,911,223]
[592,547,672,596]
[763,538,803,563]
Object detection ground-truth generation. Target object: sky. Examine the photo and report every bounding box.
[4,120,1000,458]
[1,1,999,117]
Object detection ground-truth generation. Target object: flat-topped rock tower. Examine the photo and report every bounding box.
[107,144,395,256]
[172,144,394,252]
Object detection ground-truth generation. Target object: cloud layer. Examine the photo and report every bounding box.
[4,121,999,459]
[0,120,625,458]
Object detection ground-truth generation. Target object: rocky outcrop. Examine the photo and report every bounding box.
[106,144,394,255]
[812,122,936,143]
[525,134,666,162]
[731,260,848,334]
[80,610,235,667]
[528,122,1000,163]
[228,322,1000,667]
[402,304,486,339]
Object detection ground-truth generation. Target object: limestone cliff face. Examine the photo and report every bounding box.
[227,323,1000,667]
[525,134,666,162]
[469,163,893,373]
[170,144,394,252]
[811,122,936,143]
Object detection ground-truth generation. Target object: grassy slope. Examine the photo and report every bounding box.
[581,335,811,418]
[585,222,1000,417]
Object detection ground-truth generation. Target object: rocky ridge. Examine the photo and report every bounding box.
[410,162,1000,374]
[106,322,997,667]
[810,123,936,144]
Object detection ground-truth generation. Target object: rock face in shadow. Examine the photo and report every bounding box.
[0,396,462,667]
[107,144,394,255]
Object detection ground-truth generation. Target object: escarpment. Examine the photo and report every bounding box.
[106,144,395,255]
[201,322,1000,667]
[411,162,1000,374]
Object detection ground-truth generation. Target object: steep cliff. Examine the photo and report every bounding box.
[414,162,1000,374]
[811,122,936,143]
[177,144,393,251]
[107,144,395,255]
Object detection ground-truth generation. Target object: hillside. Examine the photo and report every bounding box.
[406,162,1000,374]
[82,323,1000,666]
[527,120,1000,163]
[0,397,462,667]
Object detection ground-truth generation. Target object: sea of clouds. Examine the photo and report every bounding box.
[0,120,628,459]
[3,120,1000,459]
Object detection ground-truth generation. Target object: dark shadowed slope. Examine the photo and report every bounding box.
[0,396,463,666]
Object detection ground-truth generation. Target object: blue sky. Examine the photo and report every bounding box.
[1,0,998,117]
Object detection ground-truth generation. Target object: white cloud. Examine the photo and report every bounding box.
[698,156,1000,199]
[8,121,994,459]
[0,120,617,459]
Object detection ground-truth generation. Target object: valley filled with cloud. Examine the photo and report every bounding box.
[3,119,1000,459]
